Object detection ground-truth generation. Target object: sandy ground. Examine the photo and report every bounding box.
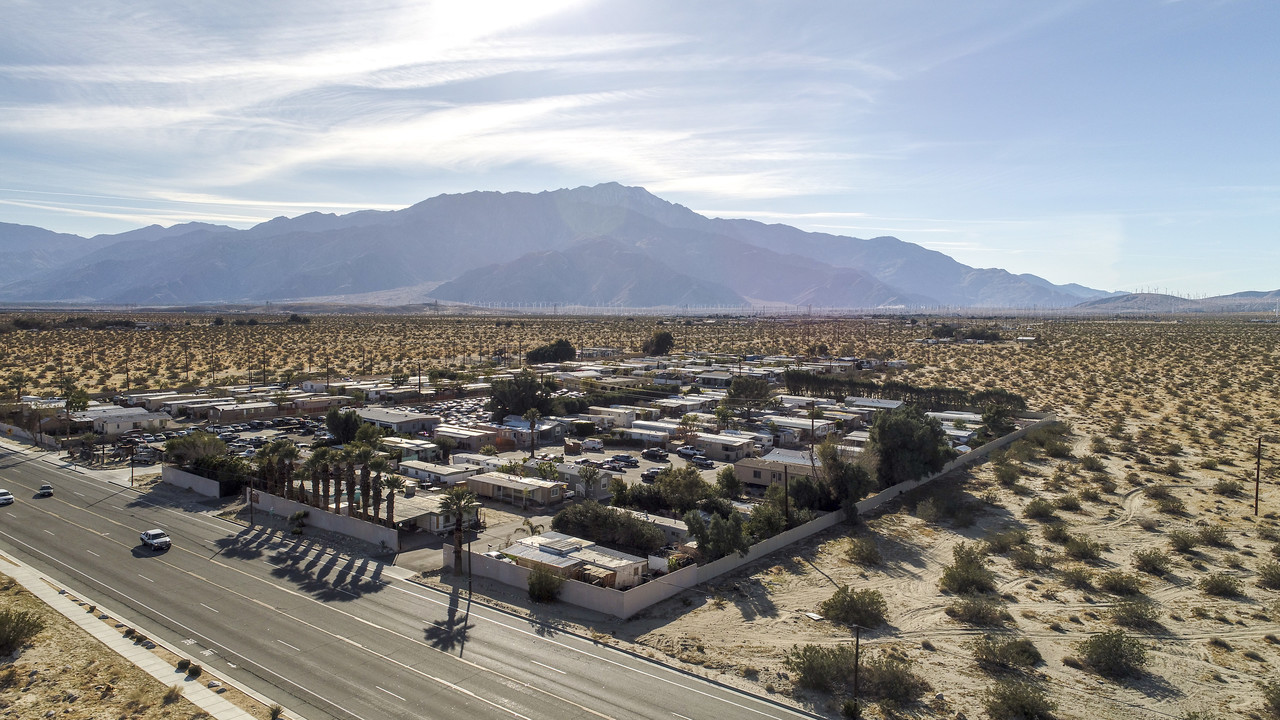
[434,320,1280,720]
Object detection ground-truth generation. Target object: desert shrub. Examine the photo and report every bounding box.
[162,685,183,705]
[1143,485,1173,501]
[1257,525,1280,542]
[984,529,1029,554]
[1199,573,1242,597]
[1042,522,1071,544]
[1136,516,1159,531]
[784,644,853,691]
[1213,479,1243,497]
[269,704,285,720]
[0,609,46,654]
[1260,680,1280,717]
[1060,566,1094,590]
[915,496,942,523]
[176,658,191,671]
[1043,440,1073,458]
[1198,525,1233,548]
[1075,630,1147,678]
[187,663,203,679]
[1023,499,1057,520]
[1080,455,1106,472]
[528,565,564,603]
[1009,546,1040,570]
[1133,548,1172,575]
[1064,536,1106,561]
[1258,561,1280,590]
[820,587,887,628]
[1168,529,1201,553]
[946,595,1011,626]
[1110,599,1161,629]
[846,536,881,566]
[1054,494,1082,511]
[972,634,1042,668]
[1090,436,1111,454]
[994,463,1020,486]
[1097,571,1142,596]
[982,678,1056,720]
[940,542,995,594]
[1162,460,1184,476]
[859,652,931,704]
[1155,496,1187,514]
[1080,485,1104,502]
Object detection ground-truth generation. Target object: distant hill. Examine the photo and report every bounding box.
[0,183,1117,308]
[1075,291,1280,314]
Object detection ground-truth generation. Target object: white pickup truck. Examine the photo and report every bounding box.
[139,529,172,550]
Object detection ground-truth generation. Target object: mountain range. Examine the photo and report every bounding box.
[0,183,1143,309]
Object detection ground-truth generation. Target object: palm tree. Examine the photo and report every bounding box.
[341,450,357,517]
[440,485,481,576]
[318,448,334,511]
[302,449,328,506]
[274,441,300,500]
[523,408,541,458]
[578,465,601,500]
[508,517,545,545]
[352,445,375,519]
[369,457,390,522]
[381,474,406,527]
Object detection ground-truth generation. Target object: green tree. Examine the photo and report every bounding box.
[657,465,714,513]
[683,509,750,561]
[325,408,361,444]
[526,339,576,364]
[715,465,741,499]
[354,422,387,445]
[434,435,457,461]
[726,376,772,422]
[642,330,675,355]
[390,369,410,386]
[488,369,554,421]
[165,431,226,465]
[868,404,953,487]
[714,404,734,431]
[381,473,406,526]
[368,457,390,522]
[440,486,481,576]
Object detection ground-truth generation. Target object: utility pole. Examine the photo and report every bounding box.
[1256,437,1263,517]
[783,465,790,526]
[851,624,862,719]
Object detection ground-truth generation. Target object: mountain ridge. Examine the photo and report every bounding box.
[0,182,1121,309]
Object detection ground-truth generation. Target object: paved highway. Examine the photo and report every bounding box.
[0,443,818,720]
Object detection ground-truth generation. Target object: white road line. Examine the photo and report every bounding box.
[137,574,154,583]
[73,491,85,497]
[277,640,300,651]
[674,714,693,720]
[531,660,566,675]
[4,512,13,518]
[86,550,100,557]
[200,603,219,613]
[43,530,54,535]
[376,686,406,701]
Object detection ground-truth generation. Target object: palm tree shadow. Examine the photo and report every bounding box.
[424,588,474,656]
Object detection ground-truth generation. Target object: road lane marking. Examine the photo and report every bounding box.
[276,640,300,651]
[43,530,55,535]
[73,491,84,497]
[531,660,566,675]
[86,550,100,557]
[674,714,693,720]
[137,574,154,582]
[200,603,219,613]
[3,493,796,720]
[376,686,406,701]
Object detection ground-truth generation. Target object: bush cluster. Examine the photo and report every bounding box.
[982,678,1056,720]
[1096,571,1142,596]
[972,635,1042,669]
[846,536,881,566]
[1075,630,1146,679]
[1133,548,1172,575]
[528,565,564,603]
[1199,573,1242,598]
[1110,599,1161,629]
[820,587,887,628]
[939,542,995,594]
[946,596,1011,626]
[0,609,46,654]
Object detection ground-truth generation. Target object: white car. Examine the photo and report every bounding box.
[0,490,13,505]
[140,529,171,550]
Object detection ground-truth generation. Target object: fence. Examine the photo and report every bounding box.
[446,411,1059,619]
[0,421,57,450]
[244,489,401,550]
[161,465,224,497]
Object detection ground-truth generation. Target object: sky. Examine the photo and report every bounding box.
[2,0,1277,296]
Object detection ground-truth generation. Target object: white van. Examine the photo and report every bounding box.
[581,438,604,451]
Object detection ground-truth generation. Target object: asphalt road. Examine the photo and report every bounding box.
[0,444,818,720]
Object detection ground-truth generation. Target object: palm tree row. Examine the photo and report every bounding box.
[255,440,401,526]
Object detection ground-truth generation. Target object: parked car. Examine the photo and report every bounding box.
[139,529,171,550]
[689,456,715,469]
[641,448,669,462]
[611,454,639,467]
[0,490,13,505]
[36,484,53,497]
[676,446,703,459]
[640,468,662,483]
[601,461,624,472]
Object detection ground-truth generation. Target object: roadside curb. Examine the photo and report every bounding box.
[0,552,296,720]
